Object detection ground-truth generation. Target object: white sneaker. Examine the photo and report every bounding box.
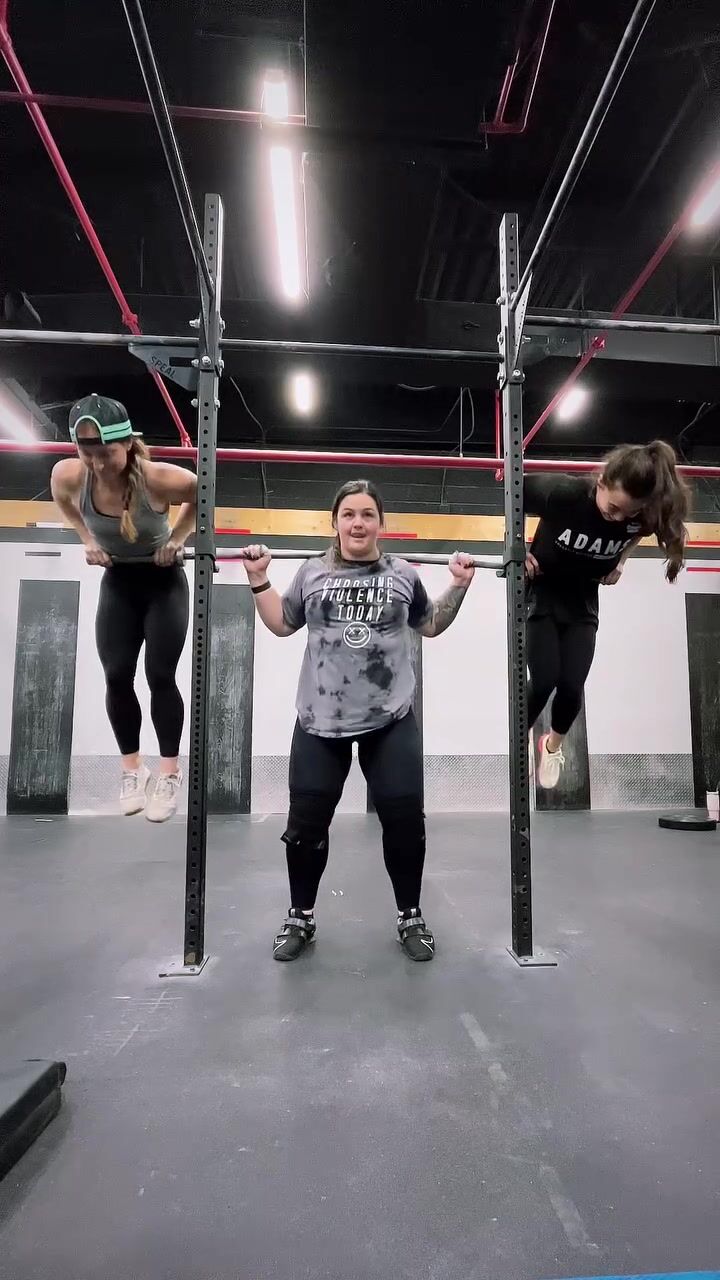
[145,770,183,823]
[537,734,565,789]
[120,765,151,816]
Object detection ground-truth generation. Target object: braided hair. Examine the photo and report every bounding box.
[119,438,151,543]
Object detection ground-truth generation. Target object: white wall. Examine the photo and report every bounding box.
[0,542,713,797]
[585,558,694,755]
[420,563,509,753]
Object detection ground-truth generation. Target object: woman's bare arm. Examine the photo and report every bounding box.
[145,462,197,546]
[243,546,296,637]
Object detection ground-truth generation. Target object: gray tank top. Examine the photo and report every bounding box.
[79,471,171,558]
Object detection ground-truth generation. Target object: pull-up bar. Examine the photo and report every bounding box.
[4,315,720,346]
[2,440,720,479]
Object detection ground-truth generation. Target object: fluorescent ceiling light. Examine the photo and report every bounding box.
[262,73,290,122]
[269,144,302,302]
[689,174,720,229]
[289,371,317,416]
[262,72,304,304]
[555,386,589,422]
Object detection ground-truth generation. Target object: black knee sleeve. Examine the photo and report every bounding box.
[282,791,337,852]
[282,791,336,911]
[373,795,426,849]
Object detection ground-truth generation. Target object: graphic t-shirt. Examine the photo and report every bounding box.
[524,476,643,625]
[282,552,433,738]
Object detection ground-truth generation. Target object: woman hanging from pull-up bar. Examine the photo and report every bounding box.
[50,394,197,822]
[525,440,689,789]
[242,478,475,964]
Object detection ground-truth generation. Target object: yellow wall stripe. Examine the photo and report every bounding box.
[3,500,720,546]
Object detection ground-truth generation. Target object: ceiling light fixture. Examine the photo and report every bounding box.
[261,74,290,122]
[689,171,720,230]
[555,386,589,422]
[262,72,304,304]
[288,370,317,416]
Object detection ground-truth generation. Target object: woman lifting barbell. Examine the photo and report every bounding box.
[524,441,689,789]
[51,393,197,822]
[242,478,475,963]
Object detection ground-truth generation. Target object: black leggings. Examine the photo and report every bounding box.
[96,565,189,758]
[284,711,425,914]
[527,616,597,736]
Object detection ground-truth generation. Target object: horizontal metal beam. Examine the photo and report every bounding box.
[0,328,497,362]
[2,439,719,478]
[528,313,720,336]
[4,317,720,354]
[0,329,195,348]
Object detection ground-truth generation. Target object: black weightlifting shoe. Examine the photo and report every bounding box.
[398,909,435,962]
[273,909,316,962]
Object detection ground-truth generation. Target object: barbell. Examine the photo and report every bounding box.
[111,546,505,570]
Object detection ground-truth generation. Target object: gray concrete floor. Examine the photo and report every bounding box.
[0,812,719,1280]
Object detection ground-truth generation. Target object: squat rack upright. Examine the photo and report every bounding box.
[3,0,714,971]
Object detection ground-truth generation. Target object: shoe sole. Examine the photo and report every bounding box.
[121,802,146,816]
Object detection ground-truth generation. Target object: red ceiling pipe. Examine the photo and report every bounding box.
[0,14,191,447]
[484,0,557,136]
[2,439,720,478]
[0,88,306,125]
[524,158,720,448]
[0,5,544,141]
[0,82,537,137]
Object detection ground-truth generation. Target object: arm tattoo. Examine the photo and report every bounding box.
[425,584,468,636]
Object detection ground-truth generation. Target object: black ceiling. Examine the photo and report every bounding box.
[2,0,720,490]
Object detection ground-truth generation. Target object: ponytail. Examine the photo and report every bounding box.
[119,438,151,543]
[601,440,690,582]
[645,440,690,583]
